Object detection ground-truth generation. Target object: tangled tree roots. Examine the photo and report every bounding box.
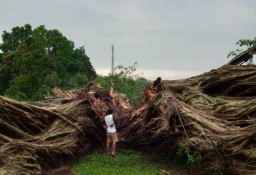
[0,64,256,174]
[0,94,108,175]
[0,82,132,175]
[121,64,256,174]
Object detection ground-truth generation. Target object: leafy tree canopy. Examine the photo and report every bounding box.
[0,24,96,101]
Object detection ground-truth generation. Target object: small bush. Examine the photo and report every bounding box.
[177,144,202,166]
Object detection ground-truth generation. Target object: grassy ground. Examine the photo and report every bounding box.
[72,150,189,175]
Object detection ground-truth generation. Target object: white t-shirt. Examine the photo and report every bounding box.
[104,114,117,133]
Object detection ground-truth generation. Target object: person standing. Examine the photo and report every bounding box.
[102,108,118,156]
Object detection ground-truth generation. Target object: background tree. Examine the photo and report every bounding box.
[94,62,150,106]
[0,24,96,101]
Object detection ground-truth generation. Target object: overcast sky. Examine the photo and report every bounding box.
[1,0,256,80]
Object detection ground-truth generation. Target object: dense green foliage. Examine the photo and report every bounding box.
[72,150,166,175]
[0,24,149,103]
[94,63,150,106]
[228,38,256,64]
[0,24,96,101]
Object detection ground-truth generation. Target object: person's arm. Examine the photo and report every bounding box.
[101,119,107,129]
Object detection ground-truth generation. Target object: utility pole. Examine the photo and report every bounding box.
[111,44,114,75]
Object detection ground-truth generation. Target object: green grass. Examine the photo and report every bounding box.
[72,150,175,175]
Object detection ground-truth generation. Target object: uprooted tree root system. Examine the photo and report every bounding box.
[0,64,256,175]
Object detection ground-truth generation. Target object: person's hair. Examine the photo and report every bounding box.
[107,108,113,115]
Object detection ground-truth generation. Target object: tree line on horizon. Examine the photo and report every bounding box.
[0,24,254,102]
[0,24,149,103]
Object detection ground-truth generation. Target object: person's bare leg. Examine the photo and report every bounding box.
[111,142,116,156]
[106,142,110,155]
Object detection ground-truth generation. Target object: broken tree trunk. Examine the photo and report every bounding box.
[227,45,256,65]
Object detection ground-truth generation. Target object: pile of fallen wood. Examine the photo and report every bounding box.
[0,52,256,174]
[0,82,132,175]
[121,64,256,174]
[0,95,103,174]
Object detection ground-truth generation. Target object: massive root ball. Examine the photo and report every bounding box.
[0,64,256,174]
[0,95,105,175]
[120,65,256,174]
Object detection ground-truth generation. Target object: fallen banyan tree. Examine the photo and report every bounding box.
[0,51,256,174]
[0,95,104,175]
[121,64,256,174]
[0,83,131,175]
